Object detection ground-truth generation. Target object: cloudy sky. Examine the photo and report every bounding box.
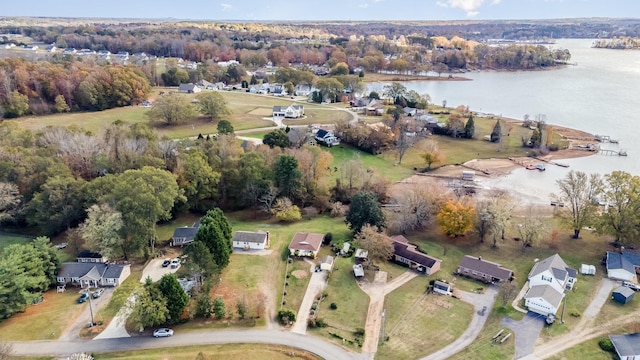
[3,0,639,20]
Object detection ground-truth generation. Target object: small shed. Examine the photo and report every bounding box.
[613,286,635,304]
[581,264,596,275]
[433,280,452,295]
[320,255,334,271]
[355,248,368,262]
[353,264,365,278]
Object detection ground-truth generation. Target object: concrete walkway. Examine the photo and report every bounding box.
[420,286,498,360]
[511,281,530,314]
[93,294,134,340]
[291,261,328,334]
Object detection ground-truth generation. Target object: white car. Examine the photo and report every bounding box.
[153,328,174,337]
[622,281,640,292]
[170,258,181,269]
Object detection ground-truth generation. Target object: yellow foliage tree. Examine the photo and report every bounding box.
[437,199,475,237]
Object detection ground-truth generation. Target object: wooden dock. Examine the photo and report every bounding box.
[599,149,628,156]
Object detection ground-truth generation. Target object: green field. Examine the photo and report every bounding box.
[0,232,32,248]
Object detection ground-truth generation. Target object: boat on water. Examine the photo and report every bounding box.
[535,164,546,171]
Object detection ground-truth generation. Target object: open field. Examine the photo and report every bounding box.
[548,337,621,360]
[0,232,32,248]
[328,144,414,182]
[378,276,474,360]
[93,343,321,360]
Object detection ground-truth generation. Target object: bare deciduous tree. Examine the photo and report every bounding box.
[355,225,394,268]
[553,170,603,239]
[517,205,548,250]
[386,183,444,234]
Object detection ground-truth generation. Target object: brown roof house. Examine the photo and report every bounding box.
[391,235,442,275]
[288,232,323,258]
[457,255,514,284]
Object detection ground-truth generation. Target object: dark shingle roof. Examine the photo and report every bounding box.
[173,226,198,239]
[59,262,105,278]
[391,235,441,268]
[610,333,640,357]
[77,250,103,259]
[232,231,268,244]
[607,251,637,273]
[458,255,513,281]
[103,264,126,279]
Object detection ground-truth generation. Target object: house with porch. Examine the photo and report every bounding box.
[457,255,514,284]
[390,235,442,275]
[171,220,201,247]
[315,129,340,147]
[57,262,130,288]
[288,232,323,258]
[524,253,577,316]
[272,104,304,119]
[232,231,269,250]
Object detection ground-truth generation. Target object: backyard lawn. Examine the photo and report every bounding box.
[0,232,32,248]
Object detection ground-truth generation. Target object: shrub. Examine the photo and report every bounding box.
[330,302,338,310]
[598,338,615,352]
[277,309,296,325]
[311,303,317,310]
[570,310,581,317]
[323,232,333,245]
[316,318,328,328]
[354,328,365,337]
[330,202,346,217]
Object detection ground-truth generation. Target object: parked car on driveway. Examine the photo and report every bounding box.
[170,258,180,269]
[162,259,171,267]
[622,281,640,292]
[77,291,90,303]
[92,288,104,298]
[153,328,174,337]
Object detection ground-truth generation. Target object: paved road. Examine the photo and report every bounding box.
[420,286,498,360]
[291,261,327,334]
[501,312,545,359]
[11,329,360,360]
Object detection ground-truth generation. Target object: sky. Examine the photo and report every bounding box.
[2,0,639,21]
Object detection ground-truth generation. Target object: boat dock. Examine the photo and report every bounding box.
[599,149,628,156]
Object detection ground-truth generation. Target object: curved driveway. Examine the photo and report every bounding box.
[11,329,360,360]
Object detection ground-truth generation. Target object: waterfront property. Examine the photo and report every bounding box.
[524,254,577,316]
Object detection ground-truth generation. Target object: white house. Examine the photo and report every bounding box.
[178,83,202,94]
[606,251,640,282]
[272,104,304,119]
[232,231,269,250]
[524,254,577,316]
[295,84,313,96]
[315,129,340,147]
[57,262,130,288]
[288,232,323,258]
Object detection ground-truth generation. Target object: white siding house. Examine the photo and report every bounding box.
[232,231,269,250]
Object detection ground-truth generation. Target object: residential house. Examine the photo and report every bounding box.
[610,333,640,360]
[214,82,226,90]
[524,254,577,316]
[390,235,442,275]
[606,251,640,283]
[63,48,77,55]
[365,99,385,116]
[171,220,201,247]
[433,280,452,295]
[217,60,239,67]
[315,129,340,147]
[57,262,130,288]
[178,83,202,94]
[612,286,635,304]
[320,255,334,271]
[77,250,108,263]
[457,255,513,284]
[45,44,57,52]
[288,232,323,258]
[272,104,304,119]
[295,84,313,96]
[403,107,418,117]
[24,45,38,51]
[116,51,129,62]
[196,79,214,90]
[232,231,269,250]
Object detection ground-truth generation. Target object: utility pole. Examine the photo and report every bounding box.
[88,291,95,327]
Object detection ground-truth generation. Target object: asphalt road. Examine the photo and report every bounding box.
[11,329,361,360]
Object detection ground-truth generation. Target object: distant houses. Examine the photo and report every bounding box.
[178,83,202,94]
[390,235,441,275]
[272,104,304,119]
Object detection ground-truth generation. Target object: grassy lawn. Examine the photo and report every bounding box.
[0,288,83,340]
[309,255,369,348]
[377,276,474,360]
[328,144,414,182]
[548,338,616,360]
[0,232,32,248]
[283,108,353,126]
[93,343,321,360]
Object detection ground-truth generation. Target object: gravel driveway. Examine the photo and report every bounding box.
[501,312,546,359]
[140,258,181,283]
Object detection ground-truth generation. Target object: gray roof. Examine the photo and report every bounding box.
[613,286,635,298]
[59,262,126,280]
[173,226,199,240]
[610,333,640,357]
[178,83,198,91]
[273,106,286,112]
[607,251,640,273]
[529,254,573,281]
[322,255,334,265]
[232,231,268,244]
[525,284,564,308]
[459,255,513,281]
[103,264,126,279]
[434,281,451,291]
[391,235,441,269]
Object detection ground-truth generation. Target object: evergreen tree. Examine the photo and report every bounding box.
[194,208,233,269]
[346,191,385,235]
[213,296,226,319]
[157,274,189,324]
[490,120,502,143]
[464,115,475,139]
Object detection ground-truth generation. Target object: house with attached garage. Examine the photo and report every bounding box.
[232,230,269,250]
[272,104,305,119]
[315,129,340,147]
[178,83,202,94]
[606,250,640,283]
[288,232,323,258]
[524,253,577,316]
[610,333,640,360]
[57,261,130,288]
[457,255,514,284]
[171,220,201,247]
[390,235,442,275]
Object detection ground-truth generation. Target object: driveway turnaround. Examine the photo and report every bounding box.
[291,262,328,334]
[501,312,545,359]
[140,257,181,283]
[420,286,498,360]
[11,329,360,360]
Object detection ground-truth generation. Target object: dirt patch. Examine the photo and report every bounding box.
[291,270,308,279]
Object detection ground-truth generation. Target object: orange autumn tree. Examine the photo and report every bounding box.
[437,199,475,237]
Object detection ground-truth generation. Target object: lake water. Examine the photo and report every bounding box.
[368,39,640,202]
